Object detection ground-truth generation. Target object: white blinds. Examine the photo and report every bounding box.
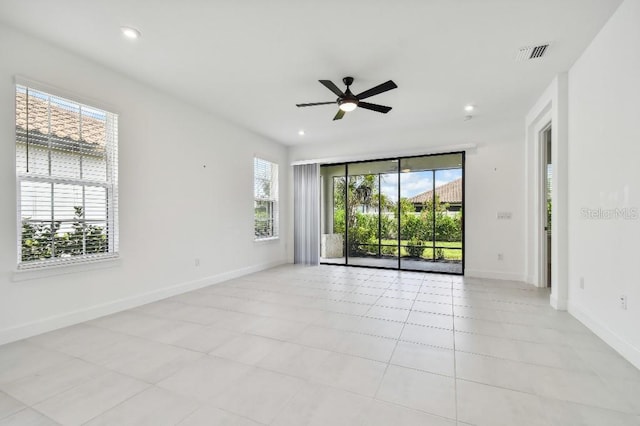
[254,157,279,239]
[16,85,119,269]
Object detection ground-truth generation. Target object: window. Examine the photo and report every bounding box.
[254,157,278,240]
[16,85,119,269]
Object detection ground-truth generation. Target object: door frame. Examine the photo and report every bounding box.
[524,73,569,310]
[320,151,465,275]
[539,123,552,288]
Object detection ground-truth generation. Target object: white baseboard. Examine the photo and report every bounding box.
[568,301,640,370]
[0,259,287,346]
[550,293,568,311]
[464,269,526,282]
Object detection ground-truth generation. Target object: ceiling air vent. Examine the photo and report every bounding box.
[516,44,549,61]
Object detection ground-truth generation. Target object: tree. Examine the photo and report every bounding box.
[418,194,462,241]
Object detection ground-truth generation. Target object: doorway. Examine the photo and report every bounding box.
[542,125,552,287]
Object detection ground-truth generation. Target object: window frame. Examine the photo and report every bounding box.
[15,82,119,271]
[253,157,279,241]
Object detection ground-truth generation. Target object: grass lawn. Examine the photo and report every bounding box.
[356,239,463,261]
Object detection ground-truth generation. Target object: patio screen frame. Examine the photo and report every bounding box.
[320,151,465,275]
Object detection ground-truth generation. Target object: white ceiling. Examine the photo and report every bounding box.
[0,0,622,147]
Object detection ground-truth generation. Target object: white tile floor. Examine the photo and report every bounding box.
[1,264,639,425]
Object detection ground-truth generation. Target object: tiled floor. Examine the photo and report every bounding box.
[1,265,639,425]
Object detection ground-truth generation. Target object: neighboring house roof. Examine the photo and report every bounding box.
[409,178,462,204]
[15,92,106,153]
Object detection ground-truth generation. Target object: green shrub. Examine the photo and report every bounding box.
[334,208,345,234]
[406,238,424,257]
[435,213,462,242]
[347,212,377,254]
[380,214,396,239]
[401,215,426,240]
[21,206,107,262]
[380,244,398,256]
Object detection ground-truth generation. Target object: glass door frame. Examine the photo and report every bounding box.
[320,151,465,275]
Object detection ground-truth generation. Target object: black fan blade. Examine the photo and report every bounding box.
[333,109,346,121]
[319,80,345,97]
[358,102,392,114]
[296,101,337,107]
[356,80,397,100]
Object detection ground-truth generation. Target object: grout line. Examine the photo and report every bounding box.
[371,275,425,399]
[168,285,586,337]
[12,406,62,425]
[451,278,459,424]
[76,383,151,425]
[87,288,595,367]
[16,265,634,425]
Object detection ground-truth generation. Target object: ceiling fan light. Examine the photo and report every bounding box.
[339,101,357,112]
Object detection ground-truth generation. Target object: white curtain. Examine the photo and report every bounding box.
[293,163,320,265]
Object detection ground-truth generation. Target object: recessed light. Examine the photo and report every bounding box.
[298,130,305,136]
[121,26,142,40]
[464,104,474,112]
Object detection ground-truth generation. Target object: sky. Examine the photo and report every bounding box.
[380,168,462,199]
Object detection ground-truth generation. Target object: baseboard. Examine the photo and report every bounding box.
[0,259,287,346]
[568,301,640,370]
[550,293,568,311]
[464,269,526,282]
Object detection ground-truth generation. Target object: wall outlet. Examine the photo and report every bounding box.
[195,258,200,267]
[620,295,627,310]
[579,277,584,289]
[497,253,504,261]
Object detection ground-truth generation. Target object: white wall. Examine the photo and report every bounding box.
[289,133,526,281]
[0,24,289,344]
[565,0,640,367]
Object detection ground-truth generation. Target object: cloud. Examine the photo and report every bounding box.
[436,169,462,182]
[352,169,462,199]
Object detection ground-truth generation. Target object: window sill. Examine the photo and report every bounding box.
[254,237,279,243]
[12,255,121,282]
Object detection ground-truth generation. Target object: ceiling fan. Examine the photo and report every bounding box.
[296,76,397,121]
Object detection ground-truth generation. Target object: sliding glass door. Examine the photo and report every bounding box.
[346,160,398,269]
[320,152,464,274]
[399,154,463,273]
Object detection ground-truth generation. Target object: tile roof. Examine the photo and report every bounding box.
[15,92,106,152]
[408,178,462,204]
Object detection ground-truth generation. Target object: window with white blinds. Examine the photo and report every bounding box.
[16,85,119,269]
[254,157,279,240]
